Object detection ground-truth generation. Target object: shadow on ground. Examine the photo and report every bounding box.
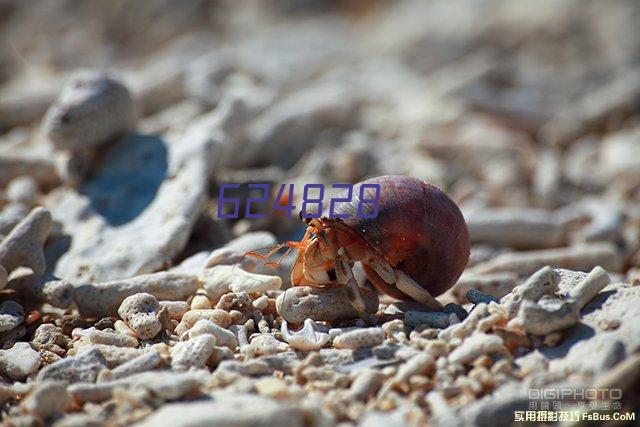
[79,134,168,226]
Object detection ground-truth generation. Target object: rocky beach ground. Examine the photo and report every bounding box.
[0,1,639,426]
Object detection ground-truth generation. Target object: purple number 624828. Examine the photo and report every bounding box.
[357,183,381,219]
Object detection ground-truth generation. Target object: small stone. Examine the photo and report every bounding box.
[190,294,212,310]
[159,300,190,320]
[42,70,137,151]
[85,328,138,347]
[0,300,25,333]
[405,311,452,329]
[280,319,330,351]
[31,323,70,354]
[244,334,288,357]
[117,293,162,340]
[0,342,41,379]
[333,328,385,350]
[74,272,199,318]
[171,334,217,370]
[136,393,306,427]
[466,289,500,305]
[201,265,281,303]
[104,350,163,381]
[276,284,378,323]
[0,265,7,291]
[22,381,71,420]
[186,319,238,350]
[0,207,52,275]
[6,176,38,206]
[37,347,107,383]
[443,303,468,321]
[449,333,507,364]
[182,309,232,328]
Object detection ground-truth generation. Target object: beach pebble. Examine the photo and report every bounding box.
[100,350,163,381]
[333,328,385,350]
[465,207,565,249]
[281,319,330,351]
[466,289,500,305]
[22,381,71,420]
[449,333,507,364]
[450,272,518,302]
[0,206,52,275]
[50,124,211,283]
[118,293,162,340]
[0,300,25,333]
[190,294,212,310]
[8,274,75,308]
[137,393,307,427]
[0,342,41,379]
[405,311,453,329]
[347,368,387,401]
[42,70,137,151]
[443,303,469,321]
[245,334,288,357]
[159,300,190,320]
[201,265,282,303]
[276,284,379,323]
[84,328,138,347]
[74,344,142,369]
[0,265,7,291]
[187,319,238,350]
[0,203,30,236]
[37,347,107,383]
[31,324,69,354]
[74,272,199,318]
[502,266,560,318]
[182,309,233,328]
[6,176,39,205]
[472,243,623,277]
[518,298,579,335]
[171,334,217,370]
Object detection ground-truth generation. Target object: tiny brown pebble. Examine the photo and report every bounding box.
[93,317,115,330]
[25,311,41,326]
[41,315,56,324]
[493,327,531,351]
[229,310,245,324]
[263,298,278,316]
[57,314,94,335]
[472,355,494,369]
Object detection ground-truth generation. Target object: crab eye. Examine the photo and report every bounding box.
[299,210,312,224]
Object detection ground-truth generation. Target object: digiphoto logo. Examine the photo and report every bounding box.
[516,387,635,423]
[528,388,623,401]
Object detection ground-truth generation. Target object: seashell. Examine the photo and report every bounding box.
[280,319,329,351]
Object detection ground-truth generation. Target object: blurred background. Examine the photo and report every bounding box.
[0,0,639,286]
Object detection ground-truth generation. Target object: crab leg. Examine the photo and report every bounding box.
[245,229,311,263]
[394,270,443,311]
[335,256,366,312]
[366,253,443,311]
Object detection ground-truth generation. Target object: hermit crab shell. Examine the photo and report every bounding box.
[323,175,470,300]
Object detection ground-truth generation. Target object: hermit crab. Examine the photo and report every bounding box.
[248,175,470,312]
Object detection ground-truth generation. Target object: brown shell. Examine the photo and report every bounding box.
[322,175,470,299]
